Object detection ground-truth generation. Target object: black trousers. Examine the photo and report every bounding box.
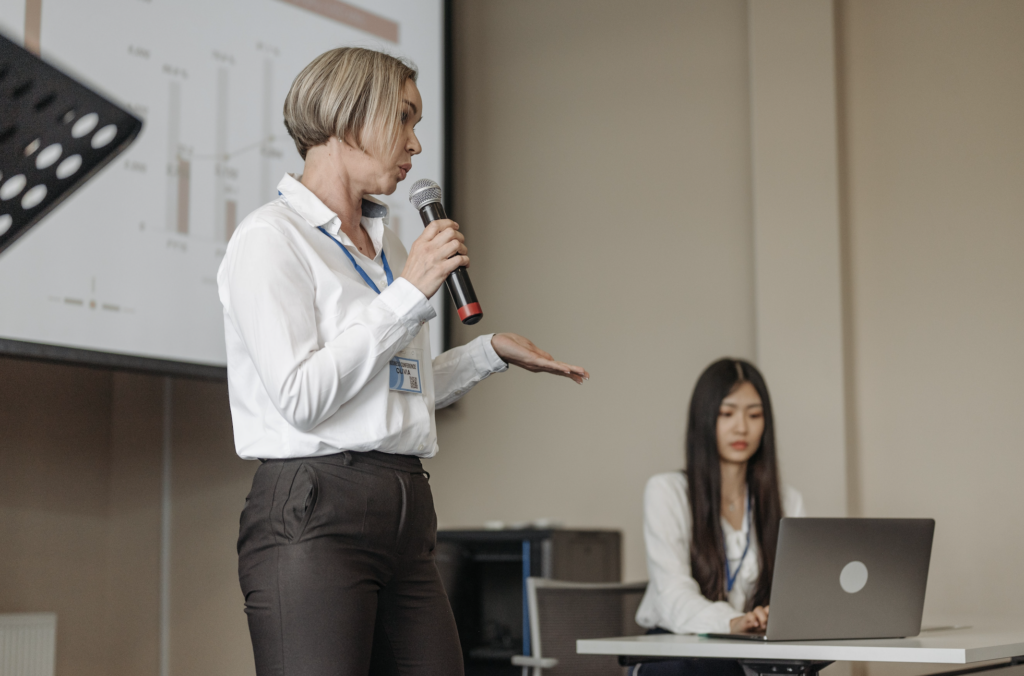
[237,451,463,676]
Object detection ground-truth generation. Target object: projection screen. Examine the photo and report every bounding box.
[0,0,447,377]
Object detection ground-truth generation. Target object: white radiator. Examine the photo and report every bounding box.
[0,614,56,676]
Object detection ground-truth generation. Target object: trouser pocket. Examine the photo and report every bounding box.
[281,463,318,543]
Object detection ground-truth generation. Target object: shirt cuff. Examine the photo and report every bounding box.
[377,278,436,331]
[474,333,509,374]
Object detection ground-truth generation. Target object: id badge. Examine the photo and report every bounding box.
[389,353,422,393]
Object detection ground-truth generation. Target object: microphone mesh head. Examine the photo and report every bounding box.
[409,178,443,210]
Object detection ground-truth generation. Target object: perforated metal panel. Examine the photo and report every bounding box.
[533,584,646,676]
[0,34,142,255]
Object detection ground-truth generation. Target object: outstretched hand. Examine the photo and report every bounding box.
[490,333,590,385]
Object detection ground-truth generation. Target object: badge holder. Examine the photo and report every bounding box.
[389,356,422,394]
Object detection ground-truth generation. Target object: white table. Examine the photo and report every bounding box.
[577,627,1024,675]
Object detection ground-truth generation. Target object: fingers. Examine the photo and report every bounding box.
[730,614,752,634]
[750,607,769,629]
[441,237,463,260]
[419,221,462,248]
[566,364,590,379]
[422,221,469,272]
[433,226,467,265]
[567,372,586,385]
[437,226,465,245]
[551,362,590,381]
[443,255,469,275]
[421,221,439,240]
[731,609,767,634]
[532,359,591,384]
[425,219,459,238]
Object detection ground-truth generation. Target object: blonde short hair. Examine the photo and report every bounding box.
[283,47,418,160]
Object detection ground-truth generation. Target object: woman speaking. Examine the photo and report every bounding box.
[217,48,588,676]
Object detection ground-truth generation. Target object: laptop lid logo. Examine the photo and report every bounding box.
[840,561,869,593]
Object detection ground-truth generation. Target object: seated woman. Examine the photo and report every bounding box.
[634,358,805,675]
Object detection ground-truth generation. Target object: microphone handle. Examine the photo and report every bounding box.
[417,202,483,325]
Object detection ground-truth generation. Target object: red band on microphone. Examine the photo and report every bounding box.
[457,302,483,322]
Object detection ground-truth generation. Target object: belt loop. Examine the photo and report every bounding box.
[342,451,353,466]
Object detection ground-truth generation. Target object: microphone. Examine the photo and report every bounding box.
[408,179,483,325]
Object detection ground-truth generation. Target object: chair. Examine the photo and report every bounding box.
[511,578,648,676]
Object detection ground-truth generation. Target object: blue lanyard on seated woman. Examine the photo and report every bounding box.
[724,495,753,593]
[317,226,393,293]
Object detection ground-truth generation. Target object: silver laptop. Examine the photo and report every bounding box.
[704,518,934,642]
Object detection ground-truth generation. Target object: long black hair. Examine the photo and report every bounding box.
[685,358,782,610]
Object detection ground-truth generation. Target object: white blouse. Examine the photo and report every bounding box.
[217,174,508,460]
[635,472,806,634]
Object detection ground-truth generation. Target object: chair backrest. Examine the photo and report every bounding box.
[526,578,647,676]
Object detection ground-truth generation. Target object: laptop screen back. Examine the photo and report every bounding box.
[766,518,934,641]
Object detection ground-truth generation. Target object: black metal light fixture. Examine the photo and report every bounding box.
[0,33,142,255]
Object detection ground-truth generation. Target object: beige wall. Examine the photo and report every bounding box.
[0,361,253,676]
[0,359,112,676]
[748,0,848,519]
[105,373,163,675]
[840,0,1024,622]
[168,378,255,676]
[429,0,757,583]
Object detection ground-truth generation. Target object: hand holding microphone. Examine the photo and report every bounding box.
[399,215,469,300]
[407,179,483,324]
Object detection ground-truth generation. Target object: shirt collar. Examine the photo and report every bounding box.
[721,489,752,536]
[277,173,390,258]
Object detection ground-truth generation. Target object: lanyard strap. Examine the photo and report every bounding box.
[724,495,753,593]
[317,226,393,294]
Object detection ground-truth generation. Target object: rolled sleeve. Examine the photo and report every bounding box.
[476,333,509,374]
[432,334,508,409]
[376,278,437,332]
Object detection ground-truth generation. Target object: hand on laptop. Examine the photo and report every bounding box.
[730,605,769,634]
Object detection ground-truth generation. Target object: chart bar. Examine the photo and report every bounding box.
[25,0,41,54]
[214,67,229,240]
[176,159,190,235]
[165,81,181,233]
[276,0,398,42]
[260,58,274,202]
[225,200,237,242]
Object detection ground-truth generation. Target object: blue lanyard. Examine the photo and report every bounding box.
[724,495,753,593]
[317,226,393,294]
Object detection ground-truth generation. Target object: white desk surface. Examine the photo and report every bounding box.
[577,627,1024,664]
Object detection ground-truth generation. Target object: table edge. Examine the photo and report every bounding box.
[576,638,1024,664]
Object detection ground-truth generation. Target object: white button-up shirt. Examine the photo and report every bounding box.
[635,472,806,634]
[217,174,507,460]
